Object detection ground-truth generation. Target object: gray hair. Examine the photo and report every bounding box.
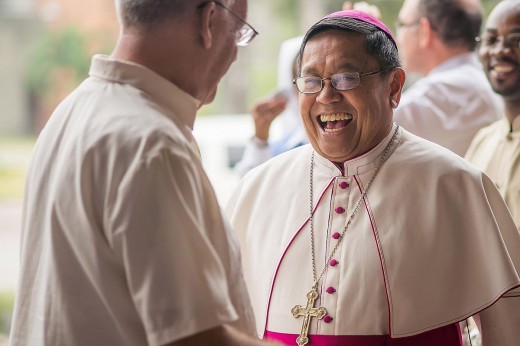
[297,16,401,76]
[418,0,483,50]
[114,0,191,29]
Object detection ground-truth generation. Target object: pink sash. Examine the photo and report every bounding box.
[265,323,462,346]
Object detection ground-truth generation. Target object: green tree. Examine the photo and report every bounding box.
[25,26,91,96]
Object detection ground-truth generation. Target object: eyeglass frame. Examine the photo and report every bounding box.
[476,32,520,50]
[197,1,258,46]
[292,67,396,94]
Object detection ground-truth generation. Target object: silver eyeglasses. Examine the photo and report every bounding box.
[293,68,395,94]
[476,32,520,50]
[197,1,258,46]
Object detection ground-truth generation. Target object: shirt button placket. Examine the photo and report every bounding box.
[323,179,349,328]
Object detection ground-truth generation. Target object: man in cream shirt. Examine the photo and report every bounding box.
[9,1,276,346]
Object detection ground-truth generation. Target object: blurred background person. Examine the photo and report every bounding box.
[342,1,381,17]
[235,36,307,177]
[394,0,502,156]
[464,4,520,342]
[466,0,520,229]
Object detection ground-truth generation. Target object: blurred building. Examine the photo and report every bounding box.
[0,0,330,135]
[29,0,118,132]
[0,0,117,136]
[0,0,34,16]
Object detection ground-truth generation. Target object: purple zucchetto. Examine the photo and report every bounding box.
[325,10,397,48]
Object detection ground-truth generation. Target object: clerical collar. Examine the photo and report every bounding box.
[314,123,401,177]
[333,147,375,174]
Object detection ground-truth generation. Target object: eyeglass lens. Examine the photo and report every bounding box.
[479,33,520,49]
[236,27,257,46]
[295,73,361,94]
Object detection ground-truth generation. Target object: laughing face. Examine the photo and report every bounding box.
[299,29,404,162]
[479,2,520,102]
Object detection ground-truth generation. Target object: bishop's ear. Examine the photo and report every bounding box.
[199,2,217,49]
[389,68,405,109]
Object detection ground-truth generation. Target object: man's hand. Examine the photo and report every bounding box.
[252,94,288,141]
[342,1,382,19]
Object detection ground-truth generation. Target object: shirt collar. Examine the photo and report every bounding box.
[88,54,200,130]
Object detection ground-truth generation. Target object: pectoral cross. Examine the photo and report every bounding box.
[291,287,327,346]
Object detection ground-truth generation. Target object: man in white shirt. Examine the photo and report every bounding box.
[226,9,520,346]
[9,1,275,345]
[394,0,502,156]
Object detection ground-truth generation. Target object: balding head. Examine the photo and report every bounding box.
[114,0,235,31]
[417,0,483,50]
[114,0,186,30]
[111,0,245,105]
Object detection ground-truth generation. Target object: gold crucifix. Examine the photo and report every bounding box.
[291,286,327,346]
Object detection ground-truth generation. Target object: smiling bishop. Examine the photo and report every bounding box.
[226,10,520,346]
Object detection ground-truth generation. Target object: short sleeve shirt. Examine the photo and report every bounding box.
[9,55,255,346]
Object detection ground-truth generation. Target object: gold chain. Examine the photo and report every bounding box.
[309,125,400,286]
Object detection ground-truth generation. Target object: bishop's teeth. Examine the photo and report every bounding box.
[320,113,353,122]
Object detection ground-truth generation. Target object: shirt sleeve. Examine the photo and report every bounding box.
[234,137,272,178]
[108,144,238,346]
[394,79,449,138]
[394,72,500,157]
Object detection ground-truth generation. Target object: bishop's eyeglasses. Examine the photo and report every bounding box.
[293,68,395,94]
[476,32,520,50]
[197,1,258,46]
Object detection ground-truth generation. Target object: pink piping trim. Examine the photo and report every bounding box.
[262,177,336,337]
[354,175,393,336]
[352,178,520,337]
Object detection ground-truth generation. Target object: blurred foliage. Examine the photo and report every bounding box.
[25,26,91,94]
[271,0,300,37]
[0,168,26,201]
[0,291,14,339]
[0,137,34,201]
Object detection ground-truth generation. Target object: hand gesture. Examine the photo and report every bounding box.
[342,1,382,19]
[251,94,289,141]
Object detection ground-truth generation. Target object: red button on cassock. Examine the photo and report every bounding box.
[339,182,349,189]
[332,232,341,239]
[323,315,333,323]
[330,259,339,267]
[326,287,336,294]
[335,207,345,214]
